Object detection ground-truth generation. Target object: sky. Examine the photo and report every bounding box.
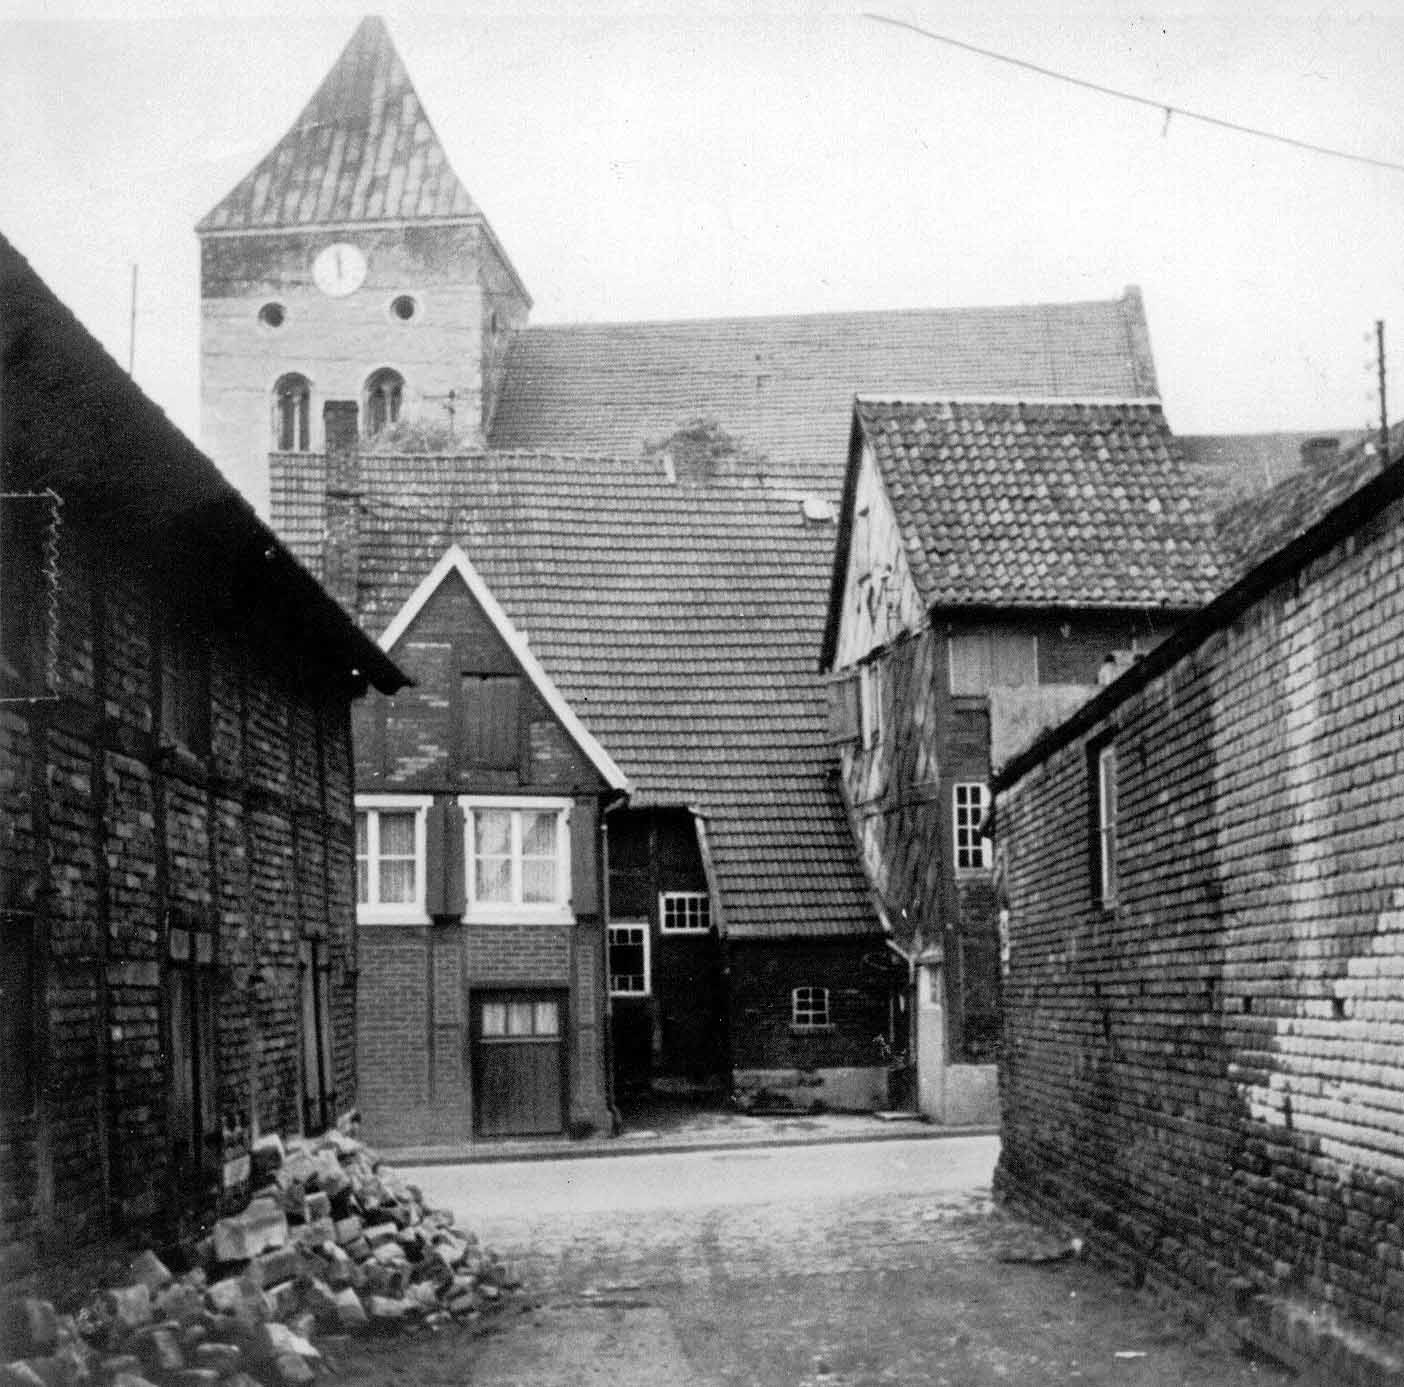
[2,0,1403,449]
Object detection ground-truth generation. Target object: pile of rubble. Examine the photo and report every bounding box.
[1,1129,518,1385]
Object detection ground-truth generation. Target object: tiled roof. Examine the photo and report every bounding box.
[854,398,1225,610]
[1181,430,1362,502]
[276,451,878,941]
[198,17,479,232]
[1216,423,1404,578]
[0,234,405,697]
[489,290,1160,492]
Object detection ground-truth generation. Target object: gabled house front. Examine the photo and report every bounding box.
[352,538,627,1142]
[820,396,1226,1123]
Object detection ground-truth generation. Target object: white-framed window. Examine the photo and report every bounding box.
[459,796,573,923]
[791,986,831,1031]
[859,661,883,749]
[660,892,711,934]
[1095,743,1118,908]
[355,795,431,924]
[608,921,650,996]
[953,782,992,873]
[948,631,1038,696]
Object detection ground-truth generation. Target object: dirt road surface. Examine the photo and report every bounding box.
[330,1135,1294,1385]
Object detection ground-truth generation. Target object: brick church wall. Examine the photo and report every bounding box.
[994,486,1404,1377]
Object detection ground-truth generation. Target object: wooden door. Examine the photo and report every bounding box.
[472,991,566,1137]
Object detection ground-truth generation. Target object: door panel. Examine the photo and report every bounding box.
[472,990,565,1137]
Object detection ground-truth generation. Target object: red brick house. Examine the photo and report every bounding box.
[990,424,1404,1384]
[820,397,1225,1121]
[0,235,405,1286]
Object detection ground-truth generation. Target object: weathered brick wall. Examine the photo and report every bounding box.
[995,499,1404,1370]
[0,516,362,1289]
[728,939,889,1074]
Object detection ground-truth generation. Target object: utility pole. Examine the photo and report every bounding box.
[1377,320,1389,462]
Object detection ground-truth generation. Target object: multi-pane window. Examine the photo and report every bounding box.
[1095,743,1118,907]
[792,985,831,1030]
[608,922,650,996]
[273,374,311,451]
[953,782,992,872]
[480,997,560,1038]
[660,892,710,934]
[160,614,210,755]
[355,797,430,922]
[460,798,571,920]
[364,367,404,437]
[948,632,1038,696]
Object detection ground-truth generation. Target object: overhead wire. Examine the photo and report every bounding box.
[865,13,1404,176]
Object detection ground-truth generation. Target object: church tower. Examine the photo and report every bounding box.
[197,15,531,515]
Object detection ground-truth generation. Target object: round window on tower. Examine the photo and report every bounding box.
[389,294,419,322]
[258,301,287,329]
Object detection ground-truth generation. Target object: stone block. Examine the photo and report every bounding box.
[365,1297,410,1323]
[191,1342,242,1375]
[271,1354,314,1385]
[213,1198,289,1263]
[127,1252,173,1292]
[362,1223,398,1248]
[250,1248,305,1289]
[103,1285,153,1332]
[0,1366,47,1387]
[264,1282,299,1321]
[332,1216,362,1247]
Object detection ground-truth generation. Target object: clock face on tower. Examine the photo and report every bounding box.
[312,242,367,297]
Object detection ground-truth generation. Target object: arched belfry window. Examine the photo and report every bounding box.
[273,374,311,452]
[364,368,404,439]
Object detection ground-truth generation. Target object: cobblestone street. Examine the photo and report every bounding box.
[330,1136,1297,1386]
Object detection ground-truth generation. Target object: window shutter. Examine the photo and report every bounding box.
[425,800,448,916]
[949,634,993,696]
[569,800,597,917]
[444,802,466,918]
[825,670,861,744]
[463,675,522,770]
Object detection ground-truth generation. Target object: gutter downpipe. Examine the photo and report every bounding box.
[600,791,630,1136]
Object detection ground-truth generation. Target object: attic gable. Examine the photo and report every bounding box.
[379,545,630,793]
[198,15,479,232]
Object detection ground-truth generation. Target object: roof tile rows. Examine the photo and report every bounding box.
[489,292,1160,493]
[276,450,877,941]
[855,398,1226,610]
[198,16,478,232]
[1215,422,1404,578]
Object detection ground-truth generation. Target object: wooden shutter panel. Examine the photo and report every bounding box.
[949,633,994,696]
[425,800,448,916]
[569,801,598,917]
[991,633,1037,687]
[444,802,466,918]
[464,676,522,769]
[825,670,860,744]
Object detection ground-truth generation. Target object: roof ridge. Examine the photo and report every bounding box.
[519,293,1144,336]
[855,394,1164,408]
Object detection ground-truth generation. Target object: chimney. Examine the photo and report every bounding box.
[323,400,362,614]
[1300,436,1340,470]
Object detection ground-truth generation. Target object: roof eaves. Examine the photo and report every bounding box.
[992,433,1404,793]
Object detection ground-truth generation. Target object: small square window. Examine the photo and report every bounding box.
[792,985,831,1031]
[660,892,711,934]
[608,921,650,996]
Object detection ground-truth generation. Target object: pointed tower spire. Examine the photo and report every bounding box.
[198,15,479,230]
